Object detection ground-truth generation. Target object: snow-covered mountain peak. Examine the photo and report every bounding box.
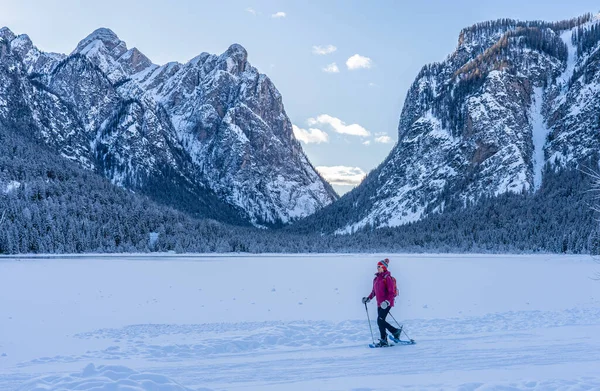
[119,47,153,75]
[74,28,126,57]
[10,34,33,53]
[218,43,248,74]
[189,52,210,67]
[71,28,156,82]
[225,43,247,59]
[0,27,16,42]
[0,31,65,75]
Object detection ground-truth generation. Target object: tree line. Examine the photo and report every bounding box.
[1,118,599,255]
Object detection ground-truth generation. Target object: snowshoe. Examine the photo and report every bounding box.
[388,333,416,345]
[391,326,402,341]
[369,338,390,348]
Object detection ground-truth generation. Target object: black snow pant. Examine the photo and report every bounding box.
[377,306,399,340]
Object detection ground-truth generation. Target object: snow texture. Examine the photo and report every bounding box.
[17,363,193,391]
[556,29,577,88]
[530,87,550,190]
[1,180,21,194]
[1,253,599,390]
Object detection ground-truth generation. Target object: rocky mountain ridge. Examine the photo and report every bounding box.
[0,27,337,226]
[300,14,600,234]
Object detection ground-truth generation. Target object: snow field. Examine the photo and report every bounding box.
[1,253,599,390]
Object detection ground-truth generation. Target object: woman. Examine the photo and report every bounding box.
[362,258,401,347]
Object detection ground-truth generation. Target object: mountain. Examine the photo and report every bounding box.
[296,14,600,234]
[0,121,227,253]
[0,120,328,254]
[1,113,596,255]
[0,27,337,226]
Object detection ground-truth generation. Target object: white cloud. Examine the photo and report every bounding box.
[316,166,366,186]
[272,11,286,18]
[312,45,337,55]
[322,63,339,73]
[375,135,393,144]
[308,114,370,137]
[292,125,329,144]
[246,7,257,15]
[369,82,378,87]
[346,54,372,70]
[363,140,371,145]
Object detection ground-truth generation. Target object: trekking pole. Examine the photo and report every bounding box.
[364,303,375,345]
[388,311,413,342]
[388,311,401,328]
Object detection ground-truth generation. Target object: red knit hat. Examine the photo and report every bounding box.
[377,258,389,270]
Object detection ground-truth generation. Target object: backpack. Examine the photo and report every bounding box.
[387,274,399,297]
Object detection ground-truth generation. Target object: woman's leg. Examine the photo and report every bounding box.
[377,306,398,338]
[377,307,391,339]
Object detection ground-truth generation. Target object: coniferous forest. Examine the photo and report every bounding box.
[1,123,598,255]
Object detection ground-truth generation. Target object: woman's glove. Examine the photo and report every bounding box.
[362,297,370,304]
[380,300,390,309]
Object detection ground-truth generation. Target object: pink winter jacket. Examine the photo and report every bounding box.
[367,270,395,308]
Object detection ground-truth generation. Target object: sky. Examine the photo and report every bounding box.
[1,0,599,194]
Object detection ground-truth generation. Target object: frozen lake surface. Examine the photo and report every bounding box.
[1,253,599,390]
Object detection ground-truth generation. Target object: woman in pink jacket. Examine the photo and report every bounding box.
[362,258,401,347]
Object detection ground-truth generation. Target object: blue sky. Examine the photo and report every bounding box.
[1,0,598,194]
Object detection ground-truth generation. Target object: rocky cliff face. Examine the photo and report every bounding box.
[329,14,600,233]
[0,27,337,225]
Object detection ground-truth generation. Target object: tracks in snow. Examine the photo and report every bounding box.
[5,306,600,389]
